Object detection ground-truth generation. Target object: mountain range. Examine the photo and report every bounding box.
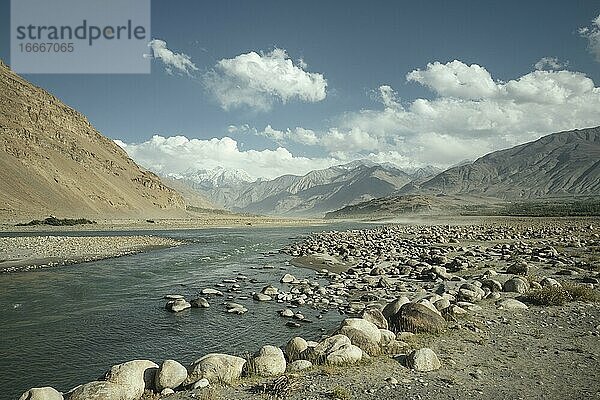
[167,161,442,216]
[403,127,600,199]
[328,126,600,218]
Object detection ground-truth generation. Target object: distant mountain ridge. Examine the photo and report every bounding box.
[169,160,440,216]
[0,60,186,220]
[406,127,600,199]
[328,127,600,218]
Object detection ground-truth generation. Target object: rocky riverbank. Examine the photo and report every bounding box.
[18,218,600,399]
[0,235,183,273]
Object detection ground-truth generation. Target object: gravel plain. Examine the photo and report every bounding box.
[0,235,182,273]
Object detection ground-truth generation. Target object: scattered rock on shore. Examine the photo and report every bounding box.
[155,359,187,392]
[248,345,287,377]
[184,354,246,385]
[19,387,63,400]
[406,348,441,372]
[388,302,445,334]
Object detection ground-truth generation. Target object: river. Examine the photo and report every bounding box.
[0,224,366,399]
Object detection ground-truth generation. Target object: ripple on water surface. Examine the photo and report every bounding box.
[0,225,356,399]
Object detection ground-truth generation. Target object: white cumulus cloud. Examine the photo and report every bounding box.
[119,59,600,179]
[203,48,327,111]
[147,39,198,75]
[327,61,600,166]
[579,14,600,62]
[227,60,600,169]
[406,60,499,99]
[260,125,320,146]
[534,57,568,71]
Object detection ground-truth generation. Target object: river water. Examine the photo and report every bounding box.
[0,224,365,399]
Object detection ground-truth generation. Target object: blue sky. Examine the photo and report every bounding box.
[1,1,599,179]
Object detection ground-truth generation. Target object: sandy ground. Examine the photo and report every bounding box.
[0,235,183,273]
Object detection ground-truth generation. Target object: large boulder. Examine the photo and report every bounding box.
[19,387,63,400]
[361,308,388,330]
[336,318,382,355]
[382,296,410,319]
[310,334,351,363]
[165,298,191,312]
[247,345,286,377]
[503,277,529,293]
[285,337,308,362]
[326,344,363,365]
[104,359,158,400]
[406,348,441,372]
[388,302,445,334]
[184,354,246,385]
[67,381,129,400]
[155,359,188,391]
[457,283,485,302]
[378,329,396,346]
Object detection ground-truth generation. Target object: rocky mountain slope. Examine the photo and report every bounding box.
[409,127,600,198]
[176,161,423,217]
[327,127,600,218]
[0,60,186,221]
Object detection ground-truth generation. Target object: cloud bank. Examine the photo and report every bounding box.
[245,60,600,167]
[116,135,337,180]
[120,60,600,179]
[203,48,327,111]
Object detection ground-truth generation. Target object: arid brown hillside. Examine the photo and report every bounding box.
[410,127,600,199]
[0,60,186,221]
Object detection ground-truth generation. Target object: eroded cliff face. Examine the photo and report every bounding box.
[0,60,185,220]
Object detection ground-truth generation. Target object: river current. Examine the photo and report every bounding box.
[0,224,366,398]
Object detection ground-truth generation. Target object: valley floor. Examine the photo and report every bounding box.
[0,214,323,233]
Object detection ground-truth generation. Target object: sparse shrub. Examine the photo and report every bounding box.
[562,282,600,302]
[16,216,96,226]
[521,286,571,306]
[331,386,351,400]
[521,282,600,305]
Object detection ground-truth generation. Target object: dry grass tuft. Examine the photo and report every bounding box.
[330,386,351,400]
[198,386,221,400]
[522,282,600,305]
[563,282,600,302]
[252,375,301,399]
[140,390,160,400]
[521,285,571,306]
